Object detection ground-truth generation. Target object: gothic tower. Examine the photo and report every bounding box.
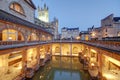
[38,4,49,23]
[53,18,59,39]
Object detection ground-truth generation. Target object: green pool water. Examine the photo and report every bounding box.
[32,56,90,80]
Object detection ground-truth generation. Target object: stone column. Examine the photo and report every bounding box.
[70,43,72,57]
[40,33,42,41]
[25,34,28,44]
[50,44,52,56]
[37,46,40,65]
[88,47,91,59]
[22,49,27,77]
[16,32,18,41]
[38,33,41,41]
[98,50,102,79]
[60,43,62,56]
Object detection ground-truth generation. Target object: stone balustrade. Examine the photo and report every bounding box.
[0,40,119,52]
[52,40,120,52]
[0,41,49,50]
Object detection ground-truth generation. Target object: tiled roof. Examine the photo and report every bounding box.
[62,27,79,30]
[80,31,89,34]
[0,9,53,35]
[67,28,79,30]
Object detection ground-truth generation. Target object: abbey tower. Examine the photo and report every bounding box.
[36,4,59,39]
[38,4,49,23]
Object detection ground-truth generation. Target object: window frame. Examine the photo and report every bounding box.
[9,2,25,16]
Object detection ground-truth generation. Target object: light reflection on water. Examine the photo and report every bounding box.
[32,56,90,80]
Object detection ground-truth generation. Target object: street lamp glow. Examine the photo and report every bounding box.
[91,63,95,66]
[76,36,80,40]
[92,32,96,37]
[8,37,12,40]
[84,54,87,57]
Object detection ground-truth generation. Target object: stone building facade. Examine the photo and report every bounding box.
[0,1,120,80]
[61,27,79,39]
[101,14,120,38]
[36,4,59,40]
[79,31,90,40]
[89,14,120,40]
[0,0,53,41]
[90,27,102,40]
[0,0,36,23]
[0,0,53,80]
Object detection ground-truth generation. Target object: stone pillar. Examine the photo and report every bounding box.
[39,46,41,59]
[16,32,18,41]
[39,33,41,41]
[44,46,47,57]
[47,35,48,41]
[98,50,102,79]
[60,43,62,56]
[37,46,40,65]
[88,47,91,58]
[50,44,52,56]
[25,34,28,44]
[40,33,42,41]
[70,43,72,57]
[22,49,27,77]
[7,30,9,41]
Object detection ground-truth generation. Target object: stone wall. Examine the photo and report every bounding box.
[0,0,35,23]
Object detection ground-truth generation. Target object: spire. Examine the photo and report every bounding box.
[47,6,49,10]
[44,3,47,9]
[38,6,40,11]
[43,3,49,10]
[54,17,58,21]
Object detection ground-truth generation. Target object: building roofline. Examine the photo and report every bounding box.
[62,27,79,30]
[0,9,53,36]
[101,14,114,21]
[113,17,120,22]
[24,0,36,9]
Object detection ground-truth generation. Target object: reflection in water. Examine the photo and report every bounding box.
[32,56,90,80]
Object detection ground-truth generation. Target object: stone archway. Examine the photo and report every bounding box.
[27,33,39,41]
[0,23,28,41]
[73,47,78,54]
[55,46,60,55]
[1,29,24,41]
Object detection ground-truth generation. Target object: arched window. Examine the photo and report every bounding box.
[2,29,24,41]
[10,2,24,15]
[27,33,39,41]
[118,32,120,36]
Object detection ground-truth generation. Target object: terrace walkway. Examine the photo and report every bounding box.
[0,40,120,54]
[52,40,120,53]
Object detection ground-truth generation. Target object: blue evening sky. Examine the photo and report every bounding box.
[33,0,120,33]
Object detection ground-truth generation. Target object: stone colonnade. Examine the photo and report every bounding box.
[0,44,51,80]
[0,43,120,80]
